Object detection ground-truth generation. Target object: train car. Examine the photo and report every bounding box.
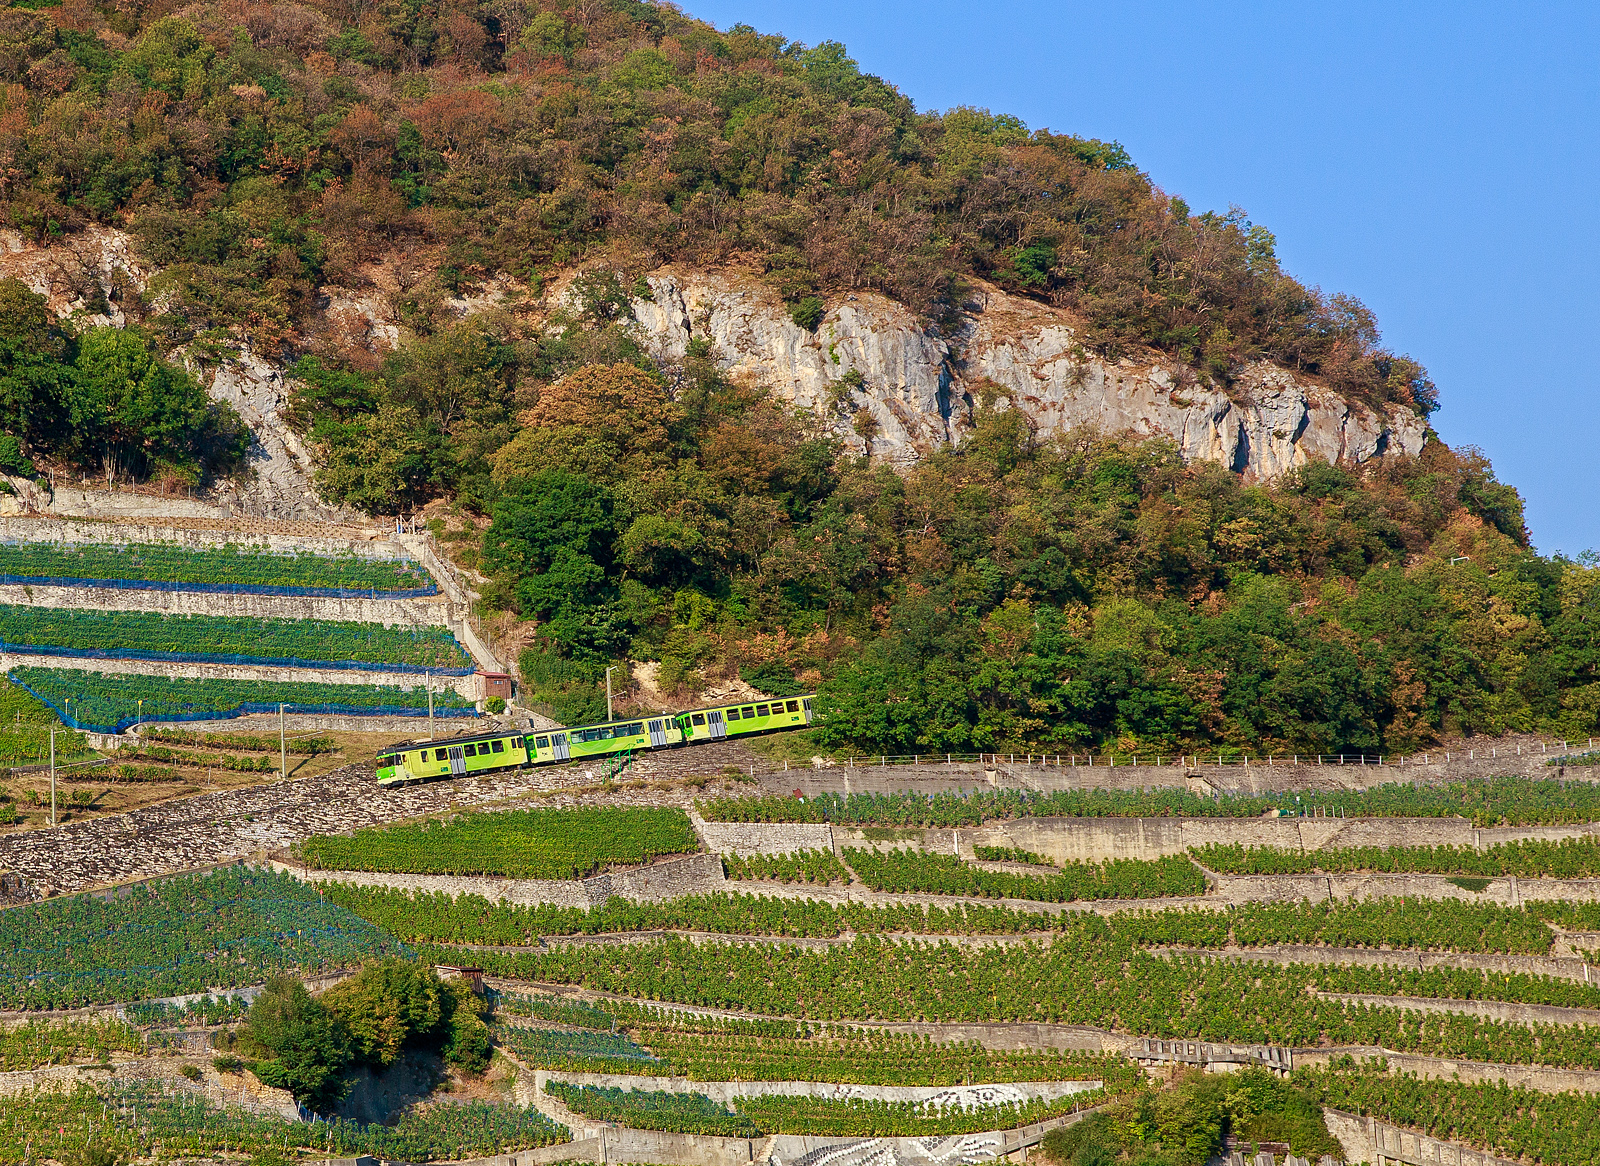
[375,698,813,789]
[524,713,683,763]
[376,728,530,787]
[675,695,814,743]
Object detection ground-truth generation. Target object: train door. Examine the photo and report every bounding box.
[647,719,669,748]
[802,697,814,725]
[551,732,570,760]
[447,746,466,775]
[707,709,727,739]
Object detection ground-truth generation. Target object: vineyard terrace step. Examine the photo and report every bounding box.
[0,762,627,897]
[1313,990,1600,1029]
[1146,944,1599,985]
[530,1068,1105,1108]
[485,975,1600,1098]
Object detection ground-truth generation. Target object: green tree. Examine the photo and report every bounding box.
[319,958,446,1069]
[0,279,72,446]
[241,975,352,1111]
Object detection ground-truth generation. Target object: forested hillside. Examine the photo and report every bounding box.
[0,0,1589,754]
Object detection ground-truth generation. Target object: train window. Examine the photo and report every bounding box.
[625,722,644,735]
[785,700,799,712]
[464,744,478,756]
[742,706,755,717]
[492,739,505,753]
[691,713,706,725]
[755,704,769,717]
[726,707,741,721]
[535,736,549,749]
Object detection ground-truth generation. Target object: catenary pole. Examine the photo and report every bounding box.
[49,724,55,827]
[279,704,286,780]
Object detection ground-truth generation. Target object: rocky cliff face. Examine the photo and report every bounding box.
[0,227,1429,523]
[0,227,349,522]
[631,269,1429,477]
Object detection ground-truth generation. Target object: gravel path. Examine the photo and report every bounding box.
[0,743,748,898]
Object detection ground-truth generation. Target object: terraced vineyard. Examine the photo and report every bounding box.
[8,756,1600,1163]
[324,884,1584,953]
[0,604,471,669]
[842,847,1206,901]
[12,666,474,733]
[700,776,1600,827]
[0,678,93,767]
[0,541,435,594]
[0,866,405,1009]
[297,807,700,879]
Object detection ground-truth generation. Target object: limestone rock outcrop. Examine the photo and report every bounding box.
[0,223,1430,526]
[630,269,1429,477]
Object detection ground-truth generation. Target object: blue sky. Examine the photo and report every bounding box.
[685,0,1600,556]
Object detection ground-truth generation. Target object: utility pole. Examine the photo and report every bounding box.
[279,704,286,780]
[428,689,435,739]
[49,724,55,827]
[605,666,617,721]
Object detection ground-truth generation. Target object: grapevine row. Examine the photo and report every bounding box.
[323,884,1567,954]
[296,807,700,880]
[698,776,1600,828]
[0,604,470,669]
[438,935,1600,1068]
[0,542,434,593]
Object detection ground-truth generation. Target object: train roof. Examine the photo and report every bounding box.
[676,694,814,715]
[379,728,529,752]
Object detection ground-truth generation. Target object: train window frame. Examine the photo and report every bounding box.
[535,736,549,749]
[726,707,741,721]
[785,700,799,712]
[741,706,755,717]
[492,739,505,753]
[691,713,706,725]
[755,704,769,717]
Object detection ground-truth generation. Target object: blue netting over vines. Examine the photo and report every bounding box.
[7,669,476,735]
[0,573,437,598]
[0,643,474,676]
[0,540,438,597]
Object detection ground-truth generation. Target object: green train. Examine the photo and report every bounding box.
[375,694,815,787]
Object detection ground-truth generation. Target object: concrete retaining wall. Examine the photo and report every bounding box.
[535,1068,1103,1107]
[1297,1047,1600,1093]
[1321,1109,1517,1166]
[1317,991,1600,1028]
[1211,871,1600,907]
[517,1108,1097,1166]
[697,820,836,858]
[283,851,729,910]
[1152,943,1598,984]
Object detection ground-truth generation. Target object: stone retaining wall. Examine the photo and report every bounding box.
[282,851,729,910]
[0,649,480,700]
[779,748,1599,798]
[0,581,448,625]
[0,515,390,555]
